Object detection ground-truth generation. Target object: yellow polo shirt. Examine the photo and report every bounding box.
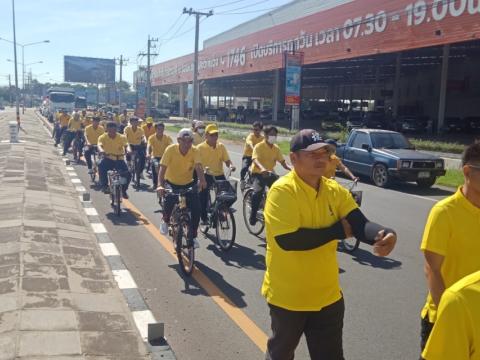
[124,125,145,145]
[67,118,83,132]
[243,133,264,157]
[196,141,230,176]
[250,140,284,174]
[193,132,204,146]
[421,187,480,323]
[262,172,358,311]
[148,134,173,158]
[422,270,480,360]
[161,144,200,186]
[324,155,341,179]
[97,133,127,157]
[82,116,92,127]
[142,123,156,140]
[85,125,105,145]
[59,114,70,127]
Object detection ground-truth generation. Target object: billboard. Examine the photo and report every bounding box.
[284,53,303,106]
[64,56,115,84]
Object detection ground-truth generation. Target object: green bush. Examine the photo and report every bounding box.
[436,169,464,188]
[409,139,465,154]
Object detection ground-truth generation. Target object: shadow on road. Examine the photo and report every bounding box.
[388,182,453,197]
[105,207,150,226]
[168,262,248,308]
[205,241,265,270]
[341,246,402,270]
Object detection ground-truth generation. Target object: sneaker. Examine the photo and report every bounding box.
[122,191,129,199]
[102,187,110,194]
[192,237,200,249]
[160,221,168,235]
[87,169,93,174]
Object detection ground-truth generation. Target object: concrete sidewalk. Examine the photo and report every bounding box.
[0,109,152,359]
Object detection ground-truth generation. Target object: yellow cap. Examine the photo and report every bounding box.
[205,123,219,134]
[146,117,154,124]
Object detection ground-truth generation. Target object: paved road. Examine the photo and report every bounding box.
[63,126,453,360]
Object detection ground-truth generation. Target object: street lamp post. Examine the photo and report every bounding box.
[10,0,20,124]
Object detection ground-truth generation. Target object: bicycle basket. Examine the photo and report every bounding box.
[215,180,238,205]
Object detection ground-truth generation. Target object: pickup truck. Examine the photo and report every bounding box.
[336,129,446,188]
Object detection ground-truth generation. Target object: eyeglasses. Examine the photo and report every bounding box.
[467,164,480,170]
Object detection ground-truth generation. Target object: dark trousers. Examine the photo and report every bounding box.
[266,298,345,360]
[127,144,146,174]
[199,174,226,222]
[84,146,97,169]
[151,157,161,188]
[240,156,252,180]
[63,131,83,156]
[163,181,200,238]
[98,158,131,191]
[55,125,67,145]
[250,173,278,221]
[420,315,434,356]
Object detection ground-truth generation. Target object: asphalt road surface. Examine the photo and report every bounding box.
[67,132,453,360]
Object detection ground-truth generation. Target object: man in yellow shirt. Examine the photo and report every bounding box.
[84,117,105,174]
[420,141,480,352]
[54,109,71,147]
[241,121,264,187]
[196,124,236,224]
[157,128,207,248]
[142,117,156,140]
[63,112,84,157]
[324,139,359,181]
[192,120,205,146]
[97,122,131,198]
[263,129,397,359]
[124,117,147,183]
[119,109,129,133]
[147,123,173,190]
[422,270,480,360]
[249,126,291,226]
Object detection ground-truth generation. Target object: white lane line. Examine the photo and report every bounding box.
[132,310,157,341]
[83,207,98,216]
[66,166,75,171]
[91,223,107,233]
[112,269,138,289]
[67,172,77,177]
[402,193,438,203]
[71,178,81,183]
[99,243,120,256]
[75,186,86,192]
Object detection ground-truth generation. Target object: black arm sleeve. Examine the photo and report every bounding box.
[345,208,396,245]
[274,221,346,251]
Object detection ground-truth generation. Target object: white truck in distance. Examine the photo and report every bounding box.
[46,87,75,123]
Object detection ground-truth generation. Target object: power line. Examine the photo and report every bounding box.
[158,13,185,39]
[216,0,272,14]
[198,0,248,11]
[161,15,189,42]
[216,5,280,15]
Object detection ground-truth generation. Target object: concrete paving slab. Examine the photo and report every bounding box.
[77,312,131,332]
[0,278,18,295]
[22,293,73,310]
[71,293,126,313]
[18,331,81,357]
[24,264,68,278]
[0,253,20,266]
[58,230,92,241]
[20,310,77,331]
[59,237,96,250]
[21,241,62,254]
[0,311,18,333]
[0,332,16,360]
[23,220,57,229]
[23,252,64,265]
[0,265,20,279]
[0,226,21,244]
[80,331,147,357]
[0,242,21,256]
[22,277,69,292]
[0,219,22,228]
[0,295,17,313]
[57,223,90,234]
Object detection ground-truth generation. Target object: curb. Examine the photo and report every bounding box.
[35,110,176,360]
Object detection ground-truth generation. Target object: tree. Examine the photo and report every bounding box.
[117,81,131,92]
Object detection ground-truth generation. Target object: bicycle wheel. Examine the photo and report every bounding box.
[242,188,264,236]
[341,237,360,253]
[90,160,96,183]
[175,214,195,276]
[199,192,211,234]
[157,191,164,210]
[114,186,121,216]
[215,206,236,251]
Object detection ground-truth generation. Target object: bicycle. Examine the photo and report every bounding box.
[242,172,278,236]
[72,130,84,162]
[240,170,253,194]
[128,149,142,188]
[338,179,363,253]
[151,157,164,210]
[165,187,196,276]
[105,156,129,216]
[199,168,237,251]
[86,145,98,183]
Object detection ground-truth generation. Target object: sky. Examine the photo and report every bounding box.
[0,0,291,87]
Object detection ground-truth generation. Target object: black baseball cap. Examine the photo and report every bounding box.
[290,129,335,152]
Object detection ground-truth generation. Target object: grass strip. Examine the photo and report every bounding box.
[436,169,463,188]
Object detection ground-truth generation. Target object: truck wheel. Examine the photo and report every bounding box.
[417,177,436,189]
[372,164,390,188]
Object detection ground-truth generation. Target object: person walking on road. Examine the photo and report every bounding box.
[54,109,70,147]
[419,141,480,354]
[422,270,480,360]
[84,117,105,173]
[262,129,397,360]
[249,125,291,226]
[240,121,264,186]
[324,139,359,182]
[192,120,206,146]
[196,124,236,224]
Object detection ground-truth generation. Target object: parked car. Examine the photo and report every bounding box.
[336,129,446,188]
[364,112,388,129]
[400,116,428,133]
[465,116,480,132]
[443,117,468,133]
[346,116,365,131]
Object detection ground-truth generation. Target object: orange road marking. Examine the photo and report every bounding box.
[122,199,268,353]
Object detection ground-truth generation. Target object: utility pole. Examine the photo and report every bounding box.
[115,55,129,108]
[11,0,20,124]
[183,7,213,120]
[8,74,13,105]
[138,36,158,116]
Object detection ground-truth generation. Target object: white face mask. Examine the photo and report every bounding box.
[267,135,277,144]
[197,128,205,135]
